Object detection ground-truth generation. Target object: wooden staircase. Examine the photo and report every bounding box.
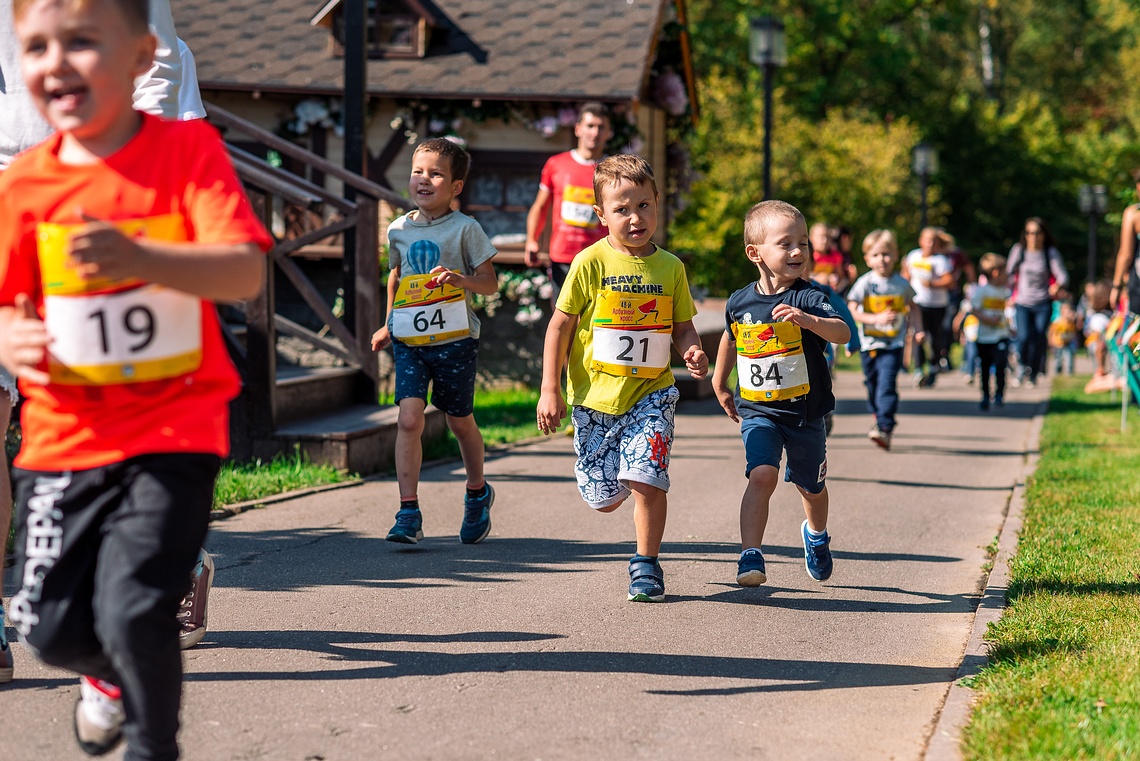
[208,104,443,474]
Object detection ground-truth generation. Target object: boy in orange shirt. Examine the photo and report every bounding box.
[0,0,271,757]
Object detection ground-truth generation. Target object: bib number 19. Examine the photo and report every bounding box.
[90,305,155,354]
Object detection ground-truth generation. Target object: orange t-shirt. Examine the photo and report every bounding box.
[0,115,272,471]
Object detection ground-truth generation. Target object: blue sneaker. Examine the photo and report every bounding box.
[386,507,423,544]
[460,484,494,544]
[736,549,767,587]
[801,520,833,581]
[627,556,665,602]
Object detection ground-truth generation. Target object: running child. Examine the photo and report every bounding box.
[536,154,707,603]
[371,138,499,545]
[846,230,923,451]
[712,201,850,586]
[971,253,1013,410]
[0,0,271,756]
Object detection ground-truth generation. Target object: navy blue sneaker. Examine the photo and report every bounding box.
[736,549,767,587]
[386,507,423,544]
[801,520,833,581]
[460,484,494,544]
[627,555,665,602]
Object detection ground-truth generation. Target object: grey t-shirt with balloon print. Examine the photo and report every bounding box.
[386,209,497,342]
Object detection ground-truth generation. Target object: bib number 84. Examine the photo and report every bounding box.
[750,362,783,387]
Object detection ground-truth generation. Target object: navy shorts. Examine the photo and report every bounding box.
[393,337,480,417]
[741,416,827,494]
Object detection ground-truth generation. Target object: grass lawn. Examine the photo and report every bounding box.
[962,375,1140,760]
[423,386,541,461]
[212,447,349,508]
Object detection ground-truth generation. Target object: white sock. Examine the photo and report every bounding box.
[807,526,828,540]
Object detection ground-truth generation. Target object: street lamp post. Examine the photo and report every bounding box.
[749,16,787,200]
[911,142,938,231]
[1078,184,1108,283]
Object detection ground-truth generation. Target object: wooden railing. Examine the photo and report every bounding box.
[205,103,409,453]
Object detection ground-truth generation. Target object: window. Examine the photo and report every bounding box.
[462,151,549,246]
[324,0,432,58]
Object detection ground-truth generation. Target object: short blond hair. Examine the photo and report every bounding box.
[13,0,149,32]
[862,229,898,256]
[744,200,804,246]
[979,252,1006,274]
[593,154,657,206]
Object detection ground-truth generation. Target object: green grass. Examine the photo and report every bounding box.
[962,375,1140,760]
[423,386,542,461]
[212,446,350,508]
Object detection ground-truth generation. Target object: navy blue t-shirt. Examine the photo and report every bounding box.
[724,279,840,425]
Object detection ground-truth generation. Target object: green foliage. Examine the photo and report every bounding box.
[213,446,349,508]
[962,376,1140,759]
[676,0,1140,293]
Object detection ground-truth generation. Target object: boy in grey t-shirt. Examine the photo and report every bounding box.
[370,138,500,546]
[847,230,923,451]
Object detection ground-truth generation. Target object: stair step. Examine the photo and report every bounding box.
[275,366,360,425]
[267,403,447,475]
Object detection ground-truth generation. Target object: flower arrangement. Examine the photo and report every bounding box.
[474,268,554,327]
[282,98,344,138]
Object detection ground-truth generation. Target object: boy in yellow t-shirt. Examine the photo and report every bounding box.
[536,154,707,602]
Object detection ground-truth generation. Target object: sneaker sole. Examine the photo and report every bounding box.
[179,626,207,650]
[627,591,665,602]
[386,531,423,545]
[869,435,890,451]
[74,699,123,757]
[736,569,767,587]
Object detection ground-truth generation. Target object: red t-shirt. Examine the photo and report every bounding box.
[0,115,272,471]
[539,150,605,264]
[812,249,846,277]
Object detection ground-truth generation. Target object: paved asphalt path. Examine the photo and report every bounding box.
[1,368,1048,760]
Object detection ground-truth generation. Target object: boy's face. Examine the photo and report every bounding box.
[574,114,612,154]
[16,0,155,146]
[919,229,940,255]
[594,179,658,254]
[809,224,831,253]
[409,150,463,218]
[748,216,809,282]
[864,242,896,276]
[987,267,1008,286]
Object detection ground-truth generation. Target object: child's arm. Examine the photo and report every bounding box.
[671,319,708,379]
[711,330,739,422]
[68,217,263,302]
[0,295,52,385]
[772,303,851,345]
[536,308,578,435]
[906,297,926,341]
[371,266,400,351]
[429,260,498,296]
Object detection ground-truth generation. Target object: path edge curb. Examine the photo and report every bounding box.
[208,478,364,522]
[923,397,1048,761]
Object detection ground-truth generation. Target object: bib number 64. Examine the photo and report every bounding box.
[412,308,447,332]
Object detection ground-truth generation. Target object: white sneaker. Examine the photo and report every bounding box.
[75,675,125,756]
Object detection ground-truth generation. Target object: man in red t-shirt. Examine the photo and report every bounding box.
[524,102,613,291]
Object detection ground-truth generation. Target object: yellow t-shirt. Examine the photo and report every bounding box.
[557,238,696,415]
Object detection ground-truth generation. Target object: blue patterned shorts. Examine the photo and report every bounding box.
[393,337,480,417]
[571,386,680,510]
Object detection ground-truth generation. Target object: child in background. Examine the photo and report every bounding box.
[953,301,980,384]
[0,0,272,755]
[1081,281,1114,378]
[371,138,499,546]
[846,230,922,451]
[536,154,707,603]
[800,254,857,435]
[712,201,850,587]
[972,254,1013,410]
[1049,301,1079,375]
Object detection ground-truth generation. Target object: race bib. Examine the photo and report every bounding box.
[591,291,673,378]
[862,294,906,338]
[560,185,599,229]
[390,273,470,345]
[963,314,980,343]
[37,214,203,385]
[735,321,810,402]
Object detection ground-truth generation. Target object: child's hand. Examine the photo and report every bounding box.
[771,303,809,327]
[914,330,926,343]
[68,212,144,281]
[683,345,708,379]
[878,309,898,325]
[426,265,457,289]
[1,294,52,385]
[371,325,391,351]
[714,384,739,423]
[536,391,566,435]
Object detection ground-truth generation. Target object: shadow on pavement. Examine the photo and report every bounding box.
[688,583,980,614]
[184,629,956,695]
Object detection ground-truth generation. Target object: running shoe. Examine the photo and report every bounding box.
[74,676,124,756]
[801,520,833,582]
[386,507,424,544]
[994,394,1004,408]
[736,549,767,587]
[980,396,990,411]
[460,484,494,544]
[627,555,665,602]
[178,550,215,650]
[868,426,891,451]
